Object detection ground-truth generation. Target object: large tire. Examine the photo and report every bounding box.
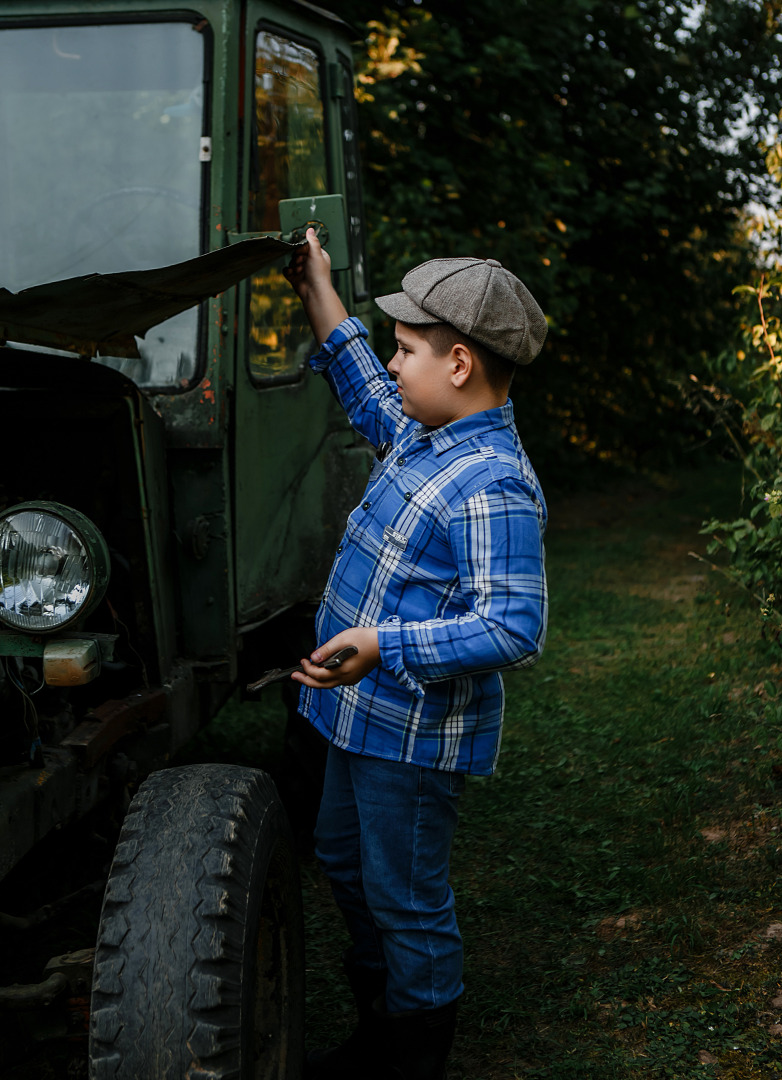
[88,764,304,1080]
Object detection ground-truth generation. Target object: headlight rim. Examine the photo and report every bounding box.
[0,500,111,635]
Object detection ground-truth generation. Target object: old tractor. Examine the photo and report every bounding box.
[0,1,371,1075]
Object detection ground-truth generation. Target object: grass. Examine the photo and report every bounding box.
[445,466,782,1079]
[300,465,782,1079]
[186,463,782,1078]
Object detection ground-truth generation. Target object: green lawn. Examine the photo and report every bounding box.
[302,466,782,1079]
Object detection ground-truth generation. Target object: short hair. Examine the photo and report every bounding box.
[412,322,516,394]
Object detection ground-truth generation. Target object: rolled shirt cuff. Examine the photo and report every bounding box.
[377,617,425,698]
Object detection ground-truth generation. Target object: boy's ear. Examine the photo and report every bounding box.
[449,343,474,388]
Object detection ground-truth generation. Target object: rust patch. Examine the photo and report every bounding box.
[200,377,216,405]
[60,688,166,768]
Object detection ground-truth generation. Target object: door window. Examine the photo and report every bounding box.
[246,31,327,382]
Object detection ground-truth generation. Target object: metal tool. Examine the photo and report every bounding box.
[246,645,358,692]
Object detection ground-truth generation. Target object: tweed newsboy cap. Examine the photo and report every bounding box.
[375,256,547,365]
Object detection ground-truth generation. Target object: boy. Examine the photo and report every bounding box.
[283,231,548,1080]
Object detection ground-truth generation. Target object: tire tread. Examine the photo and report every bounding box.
[89,764,301,1080]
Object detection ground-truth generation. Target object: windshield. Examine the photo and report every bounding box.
[0,19,205,388]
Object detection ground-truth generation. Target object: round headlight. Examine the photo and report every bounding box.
[0,502,110,633]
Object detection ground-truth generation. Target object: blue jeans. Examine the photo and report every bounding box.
[314,743,465,1012]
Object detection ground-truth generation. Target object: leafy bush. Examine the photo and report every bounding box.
[699,276,782,626]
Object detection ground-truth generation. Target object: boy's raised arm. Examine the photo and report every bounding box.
[283,227,349,345]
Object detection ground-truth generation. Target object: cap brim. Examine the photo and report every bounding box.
[374,290,443,325]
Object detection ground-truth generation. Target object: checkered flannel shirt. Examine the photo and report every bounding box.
[298,317,548,775]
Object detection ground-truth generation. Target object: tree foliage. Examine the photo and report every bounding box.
[336,0,782,480]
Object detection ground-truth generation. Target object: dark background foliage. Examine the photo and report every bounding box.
[332,0,782,485]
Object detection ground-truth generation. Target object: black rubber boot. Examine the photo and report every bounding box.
[305,957,388,1079]
[383,998,459,1080]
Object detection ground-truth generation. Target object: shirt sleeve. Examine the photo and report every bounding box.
[376,481,547,696]
[310,317,403,448]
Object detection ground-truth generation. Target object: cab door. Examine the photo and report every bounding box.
[232,1,372,628]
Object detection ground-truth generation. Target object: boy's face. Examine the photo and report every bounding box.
[387,323,456,427]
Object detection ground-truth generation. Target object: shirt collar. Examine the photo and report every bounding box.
[413,400,515,456]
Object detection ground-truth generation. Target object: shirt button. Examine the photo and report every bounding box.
[397,456,406,466]
[404,492,412,501]
[337,544,344,553]
[362,501,371,510]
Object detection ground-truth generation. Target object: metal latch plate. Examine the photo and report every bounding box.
[279,194,350,271]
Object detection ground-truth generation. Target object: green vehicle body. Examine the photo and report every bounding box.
[0,1,371,1058]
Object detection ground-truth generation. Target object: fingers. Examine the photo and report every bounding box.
[283,227,331,291]
[306,227,332,277]
[305,225,323,253]
[292,655,344,689]
[282,250,304,284]
[291,627,380,689]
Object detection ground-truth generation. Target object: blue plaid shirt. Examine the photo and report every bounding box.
[299,317,547,775]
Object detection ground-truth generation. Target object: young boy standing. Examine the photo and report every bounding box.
[284,231,548,1080]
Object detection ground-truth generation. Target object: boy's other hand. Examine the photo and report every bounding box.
[293,626,380,689]
[282,227,349,344]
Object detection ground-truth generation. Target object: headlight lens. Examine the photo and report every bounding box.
[0,502,110,633]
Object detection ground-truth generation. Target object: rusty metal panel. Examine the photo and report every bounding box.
[0,632,45,657]
[168,447,235,664]
[234,375,372,625]
[60,689,167,769]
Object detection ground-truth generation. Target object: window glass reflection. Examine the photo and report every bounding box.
[247,32,327,382]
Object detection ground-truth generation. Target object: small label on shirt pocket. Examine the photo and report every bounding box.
[383,524,408,551]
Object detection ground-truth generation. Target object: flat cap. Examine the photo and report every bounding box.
[375,256,547,365]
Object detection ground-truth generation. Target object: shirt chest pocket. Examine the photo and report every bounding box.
[368,491,451,576]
